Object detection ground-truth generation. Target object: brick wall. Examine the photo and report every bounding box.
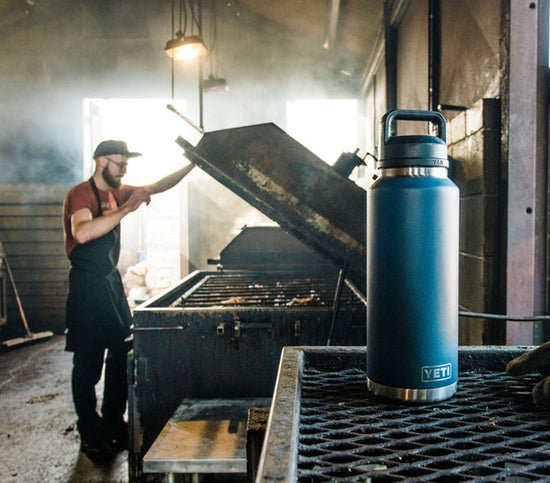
[447,99,505,344]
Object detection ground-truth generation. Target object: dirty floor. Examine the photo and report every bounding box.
[0,336,129,482]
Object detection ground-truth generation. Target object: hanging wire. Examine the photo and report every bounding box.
[208,0,217,76]
[179,0,187,37]
[459,311,550,322]
[205,0,227,81]
[170,0,175,99]
[189,0,202,37]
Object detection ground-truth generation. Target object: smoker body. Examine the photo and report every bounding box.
[128,227,366,481]
[129,122,367,480]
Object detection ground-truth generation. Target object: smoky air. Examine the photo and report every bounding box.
[0,123,80,185]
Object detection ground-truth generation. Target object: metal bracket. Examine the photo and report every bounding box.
[294,320,301,338]
[131,357,148,386]
[216,319,272,338]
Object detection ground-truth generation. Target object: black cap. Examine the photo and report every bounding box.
[93,140,142,159]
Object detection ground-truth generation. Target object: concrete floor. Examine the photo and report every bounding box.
[0,335,129,482]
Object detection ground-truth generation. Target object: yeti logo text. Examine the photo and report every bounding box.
[421,363,452,382]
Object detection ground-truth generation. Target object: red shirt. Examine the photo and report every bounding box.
[63,180,137,256]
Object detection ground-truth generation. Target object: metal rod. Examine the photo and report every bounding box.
[199,56,204,130]
[344,279,367,307]
[198,0,204,130]
[428,0,441,112]
[323,0,340,50]
[166,104,204,133]
[327,263,347,346]
[384,2,397,111]
[438,104,467,111]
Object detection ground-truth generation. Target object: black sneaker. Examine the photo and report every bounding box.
[80,436,116,462]
[102,419,129,452]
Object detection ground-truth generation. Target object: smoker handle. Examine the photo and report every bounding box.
[382,109,447,143]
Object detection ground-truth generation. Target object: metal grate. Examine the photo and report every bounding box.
[171,272,363,308]
[298,366,550,481]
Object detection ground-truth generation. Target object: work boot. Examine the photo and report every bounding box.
[80,433,116,463]
[102,418,129,452]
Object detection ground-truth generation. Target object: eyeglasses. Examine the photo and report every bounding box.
[106,157,128,170]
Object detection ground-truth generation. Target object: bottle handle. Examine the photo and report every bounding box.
[383,109,447,144]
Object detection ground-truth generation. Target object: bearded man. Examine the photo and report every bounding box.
[62,140,194,462]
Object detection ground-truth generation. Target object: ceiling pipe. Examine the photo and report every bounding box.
[323,0,341,50]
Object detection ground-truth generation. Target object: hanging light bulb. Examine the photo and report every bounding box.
[164,34,207,60]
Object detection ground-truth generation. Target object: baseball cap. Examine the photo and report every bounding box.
[93,140,142,159]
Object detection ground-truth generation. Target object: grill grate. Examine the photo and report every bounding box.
[171,272,363,308]
[298,366,550,481]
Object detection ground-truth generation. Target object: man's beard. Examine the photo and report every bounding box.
[102,166,121,189]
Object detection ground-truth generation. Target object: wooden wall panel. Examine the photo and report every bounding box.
[0,184,71,337]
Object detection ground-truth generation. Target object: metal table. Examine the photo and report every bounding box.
[143,398,271,476]
[257,346,550,482]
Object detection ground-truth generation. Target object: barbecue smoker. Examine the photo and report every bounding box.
[128,123,367,481]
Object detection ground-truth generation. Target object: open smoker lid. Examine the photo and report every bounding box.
[176,123,366,292]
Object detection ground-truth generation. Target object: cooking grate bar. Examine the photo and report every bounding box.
[172,273,363,308]
[297,366,550,481]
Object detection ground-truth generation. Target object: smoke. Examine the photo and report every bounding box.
[0,122,81,184]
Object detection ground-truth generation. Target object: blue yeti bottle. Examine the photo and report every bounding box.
[366,109,459,403]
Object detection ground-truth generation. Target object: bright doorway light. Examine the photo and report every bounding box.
[82,98,199,303]
[286,99,358,165]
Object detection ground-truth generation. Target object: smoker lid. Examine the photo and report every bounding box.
[176,123,366,292]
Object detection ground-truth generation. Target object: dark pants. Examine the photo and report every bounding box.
[71,344,128,441]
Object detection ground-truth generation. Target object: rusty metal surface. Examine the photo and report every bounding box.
[176,123,366,291]
[257,346,550,482]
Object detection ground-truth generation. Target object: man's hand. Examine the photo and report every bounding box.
[123,188,151,213]
[506,340,550,409]
[71,188,151,245]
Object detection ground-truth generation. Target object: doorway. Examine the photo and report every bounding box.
[82,98,200,304]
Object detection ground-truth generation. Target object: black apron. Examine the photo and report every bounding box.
[65,178,132,352]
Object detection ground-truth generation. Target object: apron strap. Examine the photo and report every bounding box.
[89,178,119,217]
[89,177,103,217]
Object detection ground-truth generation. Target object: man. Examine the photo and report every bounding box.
[62,139,194,462]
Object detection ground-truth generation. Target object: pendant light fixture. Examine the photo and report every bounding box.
[203,75,228,93]
[164,0,207,61]
[165,34,207,60]
[202,0,228,93]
